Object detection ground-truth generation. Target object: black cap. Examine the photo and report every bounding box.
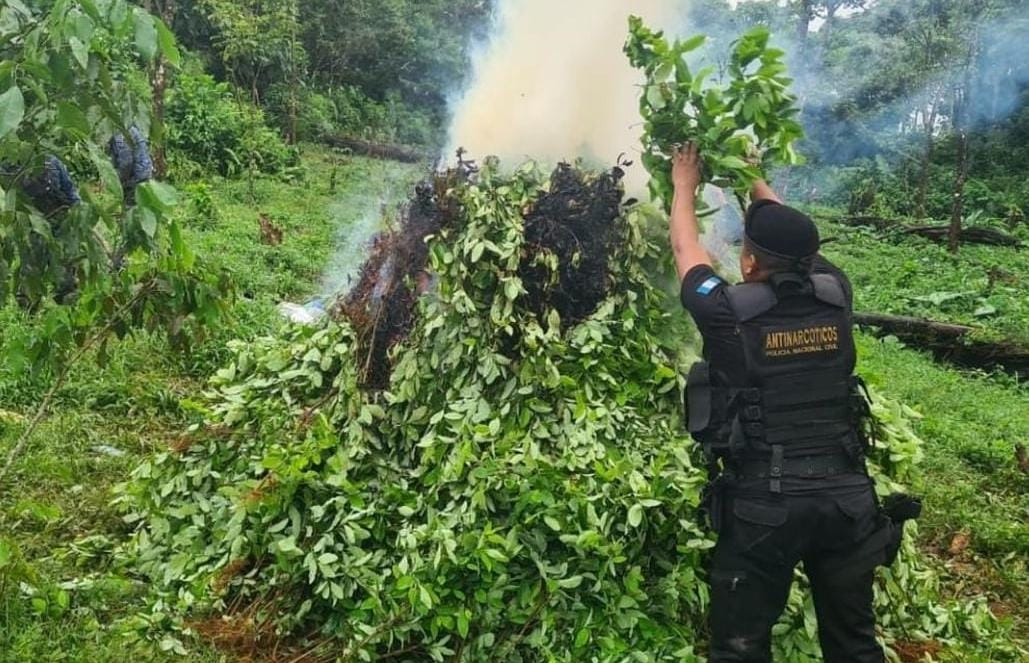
[744,199,820,260]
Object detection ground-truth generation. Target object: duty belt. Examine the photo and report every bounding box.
[733,452,859,484]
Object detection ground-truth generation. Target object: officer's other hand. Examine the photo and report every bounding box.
[672,143,702,193]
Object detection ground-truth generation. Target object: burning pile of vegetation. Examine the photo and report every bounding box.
[519,163,625,325]
[334,175,457,390]
[335,160,626,390]
[119,161,1000,660]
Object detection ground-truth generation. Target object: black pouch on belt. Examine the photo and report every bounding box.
[685,361,713,435]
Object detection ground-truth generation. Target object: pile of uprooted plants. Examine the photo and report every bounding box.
[117,160,1012,661]
[335,160,624,391]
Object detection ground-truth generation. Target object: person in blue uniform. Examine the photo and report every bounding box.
[109,125,154,206]
[3,155,83,307]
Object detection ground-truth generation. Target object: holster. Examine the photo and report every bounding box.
[881,493,923,566]
[700,473,728,533]
[850,376,877,454]
[685,362,713,435]
[685,361,737,460]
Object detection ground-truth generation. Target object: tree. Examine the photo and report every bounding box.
[139,0,179,177]
[0,0,230,483]
[200,0,303,108]
[298,0,493,129]
[792,1,868,45]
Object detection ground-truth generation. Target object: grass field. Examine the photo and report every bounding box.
[0,148,421,661]
[1,154,1026,660]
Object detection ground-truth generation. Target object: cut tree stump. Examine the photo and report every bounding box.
[322,135,427,164]
[854,312,1029,378]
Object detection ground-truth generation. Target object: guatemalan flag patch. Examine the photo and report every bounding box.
[696,276,723,296]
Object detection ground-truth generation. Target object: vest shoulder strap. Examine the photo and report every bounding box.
[725,283,778,322]
[811,273,847,308]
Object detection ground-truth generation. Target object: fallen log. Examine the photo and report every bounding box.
[322,135,428,164]
[853,312,974,340]
[835,215,896,231]
[827,215,1023,248]
[854,311,1029,378]
[899,225,1022,247]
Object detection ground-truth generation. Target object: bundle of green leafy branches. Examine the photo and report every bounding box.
[625,18,805,214]
[116,157,1013,660]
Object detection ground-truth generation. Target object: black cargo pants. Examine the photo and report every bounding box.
[708,481,888,662]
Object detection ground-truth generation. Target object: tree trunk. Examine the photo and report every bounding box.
[322,135,427,164]
[823,1,843,39]
[151,58,169,178]
[948,128,969,253]
[914,96,938,220]
[853,312,974,340]
[854,312,1029,378]
[796,0,813,47]
[949,29,981,254]
[144,0,175,179]
[287,0,299,145]
[902,224,1020,247]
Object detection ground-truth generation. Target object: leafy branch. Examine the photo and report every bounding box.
[625,17,805,213]
[0,1,233,478]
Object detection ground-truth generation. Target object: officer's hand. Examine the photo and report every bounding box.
[744,142,762,167]
[672,143,702,193]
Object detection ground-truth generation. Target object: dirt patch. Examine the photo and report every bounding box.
[947,530,971,556]
[893,639,943,662]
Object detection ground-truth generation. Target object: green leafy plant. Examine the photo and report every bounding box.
[0,0,232,484]
[185,181,220,228]
[165,72,292,176]
[625,17,805,212]
[0,537,36,603]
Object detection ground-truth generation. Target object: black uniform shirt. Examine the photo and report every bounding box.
[680,257,868,493]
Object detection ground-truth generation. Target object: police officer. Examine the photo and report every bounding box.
[2,155,83,308]
[670,145,915,662]
[108,125,154,206]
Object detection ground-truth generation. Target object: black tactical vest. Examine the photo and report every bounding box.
[687,272,867,481]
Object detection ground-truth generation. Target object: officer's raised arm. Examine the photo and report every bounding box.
[669,144,713,280]
[750,178,783,206]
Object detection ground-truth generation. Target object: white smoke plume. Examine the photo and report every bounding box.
[445,0,679,187]
[320,205,386,298]
[445,0,757,272]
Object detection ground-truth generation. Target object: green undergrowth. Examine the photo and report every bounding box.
[856,334,1029,643]
[177,146,421,302]
[815,214,1029,346]
[0,149,421,661]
